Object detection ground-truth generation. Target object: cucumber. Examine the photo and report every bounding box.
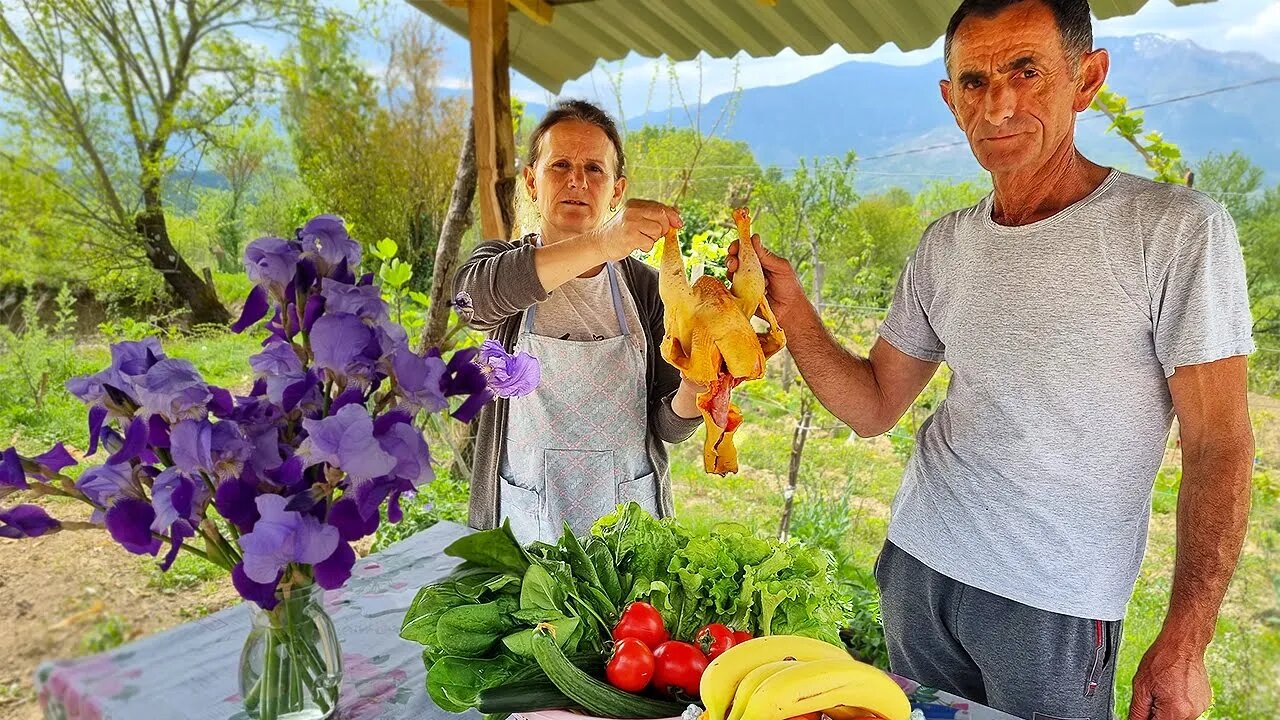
[476,680,578,714]
[530,625,689,719]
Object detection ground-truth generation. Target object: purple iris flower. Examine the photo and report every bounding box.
[389,346,447,413]
[76,462,135,508]
[298,215,361,276]
[374,415,433,488]
[298,405,397,484]
[439,347,494,423]
[233,562,283,610]
[250,343,306,406]
[133,359,213,423]
[105,497,162,556]
[310,313,380,383]
[0,504,61,539]
[238,494,339,585]
[65,338,164,409]
[320,279,388,323]
[477,340,541,398]
[1,448,26,489]
[244,236,301,297]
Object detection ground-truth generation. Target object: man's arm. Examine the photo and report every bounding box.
[783,298,940,436]
[1130,355,1254,720]
[729,234,939,437]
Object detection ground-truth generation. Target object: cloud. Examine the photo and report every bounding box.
[1225,2,1280,41]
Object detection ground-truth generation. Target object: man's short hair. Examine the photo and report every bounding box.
[944,0,1094,72]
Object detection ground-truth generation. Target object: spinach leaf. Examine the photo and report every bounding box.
[585,536,622,607]
[519,563,566,615]
[435,595,520,657]
[425,655,535,712]
[444,522,529,576]
[400,584,471,646]
[500,616,579,658]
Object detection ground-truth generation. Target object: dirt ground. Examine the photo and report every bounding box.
[0,499,240,720]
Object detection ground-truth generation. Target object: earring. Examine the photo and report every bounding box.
[609,204,616,212]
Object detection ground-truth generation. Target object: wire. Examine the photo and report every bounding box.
[855,76,1280,162]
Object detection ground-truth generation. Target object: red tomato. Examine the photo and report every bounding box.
[605,637,655,693]
[612,601,669,650]
[651,641,709,697]
[695,623,737,661]
[732,629,753,645]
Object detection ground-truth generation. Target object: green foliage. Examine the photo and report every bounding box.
[1093,87,1189,184]
[625,125,760,207]
[0,286,84,447]
[278,14,465,273]
[369,236,431,336]
[146,552,229,593]
[0,0,312,320]
[80,615,129,655]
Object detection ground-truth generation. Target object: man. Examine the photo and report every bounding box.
[728,1,1255,718]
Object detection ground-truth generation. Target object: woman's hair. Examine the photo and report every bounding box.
[525,99,626,178]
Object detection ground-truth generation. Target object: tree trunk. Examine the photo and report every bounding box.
[778,227,826,540]
[778,393,814,542]
[420,117,478,352]
[135,193,230,326]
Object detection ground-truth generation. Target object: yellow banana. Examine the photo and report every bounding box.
[700,635,852,720]
[725,660,798,720]
[737,657,912,720]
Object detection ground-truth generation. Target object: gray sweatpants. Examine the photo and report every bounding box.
[875,540,1123,720]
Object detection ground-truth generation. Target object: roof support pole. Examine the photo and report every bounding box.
[468,0,516,241]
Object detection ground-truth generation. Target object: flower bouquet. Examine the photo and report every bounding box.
[0,215,539,720]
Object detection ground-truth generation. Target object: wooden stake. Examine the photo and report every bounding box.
[468,0,516,241]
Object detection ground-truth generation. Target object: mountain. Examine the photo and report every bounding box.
[623,34,1280,193]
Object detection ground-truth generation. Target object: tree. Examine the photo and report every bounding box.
[205,115,284,272]
[0,0,312,325]
[279,15,465,275]
[1195,151,1265,220]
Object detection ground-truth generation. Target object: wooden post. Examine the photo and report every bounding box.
[468,0,516,241]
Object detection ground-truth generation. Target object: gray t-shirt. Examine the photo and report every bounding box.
[879,170,1255,621]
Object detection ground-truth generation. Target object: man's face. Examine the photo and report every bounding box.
[941,1,1107,176]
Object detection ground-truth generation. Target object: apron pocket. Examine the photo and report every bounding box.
[543,449,617,537]
[618,471,660,517]
[500,478,542,545]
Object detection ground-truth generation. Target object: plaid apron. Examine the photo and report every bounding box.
[498,261,658,544]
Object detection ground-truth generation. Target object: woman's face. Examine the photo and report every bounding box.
[524,120,626,240]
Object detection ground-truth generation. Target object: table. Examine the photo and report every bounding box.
[34,521,1021,720]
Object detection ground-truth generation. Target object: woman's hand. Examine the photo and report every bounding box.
[593,199,683,263]
[671,377,707,420]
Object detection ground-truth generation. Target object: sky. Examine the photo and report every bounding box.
[338,0,1280,116]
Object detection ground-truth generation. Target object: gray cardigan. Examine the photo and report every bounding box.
[453,235,702,530]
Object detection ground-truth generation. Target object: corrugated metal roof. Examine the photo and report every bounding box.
[408,0,1218,93]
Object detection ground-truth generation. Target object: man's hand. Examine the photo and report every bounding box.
[1128,632,1212,720]
[726,233,807,325]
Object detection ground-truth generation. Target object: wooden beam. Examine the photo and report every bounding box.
[445,0,553,25]
[469,0,516,241]
[510,0,554,25]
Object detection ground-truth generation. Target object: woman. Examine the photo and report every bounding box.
[454,99,704,543]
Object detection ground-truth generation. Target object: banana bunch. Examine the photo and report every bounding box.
[700,636,911,720]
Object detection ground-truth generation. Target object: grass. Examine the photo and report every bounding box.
[79,614,130,655]
[145,551,230,593]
